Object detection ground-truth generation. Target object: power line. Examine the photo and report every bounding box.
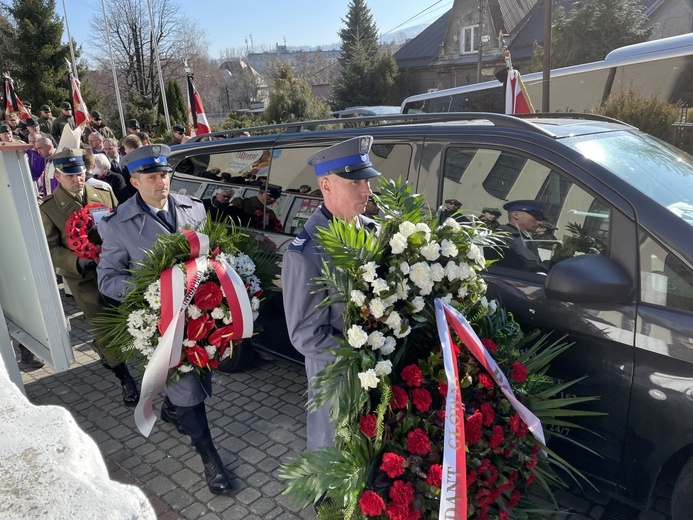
[380,0,453,38]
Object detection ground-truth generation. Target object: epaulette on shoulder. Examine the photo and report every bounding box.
[101,206,119,221]
[287,228,311,252]
[189,196,203,203]
[38,194,54,206]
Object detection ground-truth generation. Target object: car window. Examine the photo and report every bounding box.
[640,233,693,312]
[441,147,611,276]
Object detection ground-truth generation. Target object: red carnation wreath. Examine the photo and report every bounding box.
[65,203,106,261]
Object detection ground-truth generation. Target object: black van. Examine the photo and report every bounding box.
[169,113,693,518]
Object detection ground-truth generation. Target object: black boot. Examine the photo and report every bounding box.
[160,397,185,434]
[111,363,140,407]
[19,345,44,369]
[193,433,237,495]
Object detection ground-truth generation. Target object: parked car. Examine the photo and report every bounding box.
[169,113,693,518]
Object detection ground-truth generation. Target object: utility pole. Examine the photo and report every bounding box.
[542,0,552,112]
[476,0,486,83]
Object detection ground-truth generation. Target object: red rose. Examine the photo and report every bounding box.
[208,325,235,348]
[194,281,223,310]
[359,490,385,516]
[183,345,210,367]
[480,402,495,426]
[483,465,498,487]
[465,410,483,445]
[406,428,430,455]
[438,409,446,421]
[426,464,442,488]
[186,314,215,341]
[389,479,414,505]
[401,364,423,387]
[412,388,432,413]
[437,380,448,397]
[510,361,528,383]
[380,452,406,478]
[489,424,504,448]
[360,413,378,438]
[478,372,495,390]
[481,338,498,352]
[390,385,409,409]
[466,470,477,487]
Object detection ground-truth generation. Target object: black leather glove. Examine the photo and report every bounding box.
[77,258,97,273]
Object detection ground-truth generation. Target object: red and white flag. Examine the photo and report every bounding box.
[186,74,211,136]
[505,68,534,115]
[70,73,89,127]
[2,73,32,120]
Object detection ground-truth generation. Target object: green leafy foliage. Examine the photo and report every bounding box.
[263,65,331,124]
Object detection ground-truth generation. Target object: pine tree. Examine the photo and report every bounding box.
[263,65,330,124]
[338,0,379,65]
[156,79,188,136]
[0,0,75,108]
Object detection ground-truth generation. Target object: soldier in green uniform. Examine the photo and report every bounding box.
[39,148,139,407]
[38,104,55,135]
[50,101,75,141]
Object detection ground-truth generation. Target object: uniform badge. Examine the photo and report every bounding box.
[152,145,161,156]
[359,137,370,155]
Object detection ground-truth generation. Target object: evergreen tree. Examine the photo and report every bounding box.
[338,0,379,64]
[546,0,654,68]
[0,0,74,108]
[263,65,330,124]
[156,79,188,136]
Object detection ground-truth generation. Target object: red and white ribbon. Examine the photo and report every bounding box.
[435,299,545,519]
[134,230,252,436]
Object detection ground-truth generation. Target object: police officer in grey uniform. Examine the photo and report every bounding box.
[282,136,380,451]
[97,144,237,495]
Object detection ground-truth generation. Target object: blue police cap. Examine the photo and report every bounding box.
[306,136,381,180]
[503,199,547,220]
[122,144,173,174]
[51,148,86,175]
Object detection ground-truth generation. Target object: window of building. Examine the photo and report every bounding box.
[461,26,477,54]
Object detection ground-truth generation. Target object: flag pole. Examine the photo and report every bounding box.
[146,0,171,134]
[100,0,126,137]
[60,0,78,80]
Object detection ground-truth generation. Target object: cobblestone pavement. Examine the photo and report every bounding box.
[16,290,673,520]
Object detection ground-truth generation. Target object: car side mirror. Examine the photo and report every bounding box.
[544,254,633,304]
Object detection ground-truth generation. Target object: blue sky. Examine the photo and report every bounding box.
[59,0,453,59]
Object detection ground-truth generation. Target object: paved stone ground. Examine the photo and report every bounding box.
[15,289,673,520]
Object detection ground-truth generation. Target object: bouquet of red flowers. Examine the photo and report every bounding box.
[65,203,105,261]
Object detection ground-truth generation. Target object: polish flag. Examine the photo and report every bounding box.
[187,74,211,136]
[3,73,32,120]
[70,73,89,127]
[505,68,534,115]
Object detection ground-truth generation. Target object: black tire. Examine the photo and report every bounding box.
[672,457,693,520]
[217,338,255,373]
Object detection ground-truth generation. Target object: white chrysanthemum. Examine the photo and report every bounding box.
[480,296,489,308]
[430,262,445,282]
[358,369,379,390]
[445,262,460,281]
[440,239,459,258]
[457,285,468,299]
[389,233,408,254]
[395,280,410,300]
[415,222,431,236]
[143,281,161,309]
[394,325,411,339]
[457,262,472,280]
[488,299,498,315]
[369,298,386,319]
[380,336,397,355]
[230,252,256,277]
[399,261,410,275]
[375,360,393,376]
[182,339,196,348]
[371,278,388,295]
[360,262,379,283]
[418,282,434,296]
[442,293,453,304]
[187,305,202,319]
[350,290,367,307]
[250,297,261,311]
[384,311,402,331]
[478,278,487,292]
[205,345,217,358]
[408,262,431,289]
[420,241,440,262]
[222,312,233,325]
[178,365,194,373]
[412,296,425,313]
[383,294,399,306]
[367,330,386,350]
[398,221,417,238]
[346,325,369,348]
[467,244,485,266]
[246,275,262,295]
[211,307,225,320]
[443,217,460,230]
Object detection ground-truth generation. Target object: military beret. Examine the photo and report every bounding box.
[172,124,185,133]
[90,110,102,120]
[0,124,11,133]
[24,117,39,127]
[306,135,381,180]
[60,101,72,110]
[40,104,51,111]
[51,148,85,175]
[127,118,140,129]
[122,144,172,174]
[503,200,547,221]
[445,199,462,207]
